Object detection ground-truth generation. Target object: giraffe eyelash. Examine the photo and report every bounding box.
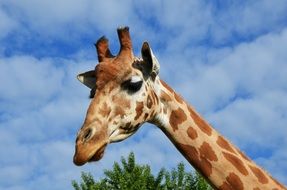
[121,78,143,93]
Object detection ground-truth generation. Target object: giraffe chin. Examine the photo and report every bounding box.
[88,144,107,162]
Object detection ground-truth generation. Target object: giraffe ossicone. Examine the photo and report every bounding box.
[73,27,286,190]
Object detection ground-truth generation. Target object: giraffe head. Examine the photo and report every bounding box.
[73,27,161,166]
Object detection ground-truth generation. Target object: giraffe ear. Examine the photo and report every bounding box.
[77,70,96,89]
[141,42,160,80]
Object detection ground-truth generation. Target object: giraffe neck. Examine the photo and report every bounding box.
[151,79,286,190]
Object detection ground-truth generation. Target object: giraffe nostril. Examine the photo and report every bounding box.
[83,128,93,141]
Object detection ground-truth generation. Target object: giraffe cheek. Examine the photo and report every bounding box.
[134,101,144,120]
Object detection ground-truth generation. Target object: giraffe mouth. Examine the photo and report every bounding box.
[109,127,139,143]
[109,129,120,142]
[88,143,107,163]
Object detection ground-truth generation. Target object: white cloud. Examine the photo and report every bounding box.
[0,164,32,187]
[6,0,89,36]
[0,55,95,189]
[0,7,18,40]
[209,0,287,44]
[0,56,63,102]
[3,0,285,45]
[168,28,287,112]
[3,0,140,40]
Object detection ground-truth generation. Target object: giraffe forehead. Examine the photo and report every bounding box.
[95,62,132,90]
[94,57,145,91]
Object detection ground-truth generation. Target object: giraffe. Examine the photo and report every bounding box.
[73,27,286,190]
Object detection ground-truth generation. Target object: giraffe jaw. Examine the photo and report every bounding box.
[73,128,133,165]
[109,127,139,143]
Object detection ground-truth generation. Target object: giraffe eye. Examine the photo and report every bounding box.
[122,77,143,93]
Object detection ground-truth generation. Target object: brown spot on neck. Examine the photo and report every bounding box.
[188,106,212,136]
[219,182,233,190]
[217,136,236,154]
[160,80,183,104]
[178,143,213,178]
[187,127,198,140]
[169,107,187,131]
[199,142,218,162]
[223,152,249,176]
[219,173,244,190]
[249,165,269,184]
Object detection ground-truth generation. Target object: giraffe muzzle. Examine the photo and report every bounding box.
[73,124,109,166]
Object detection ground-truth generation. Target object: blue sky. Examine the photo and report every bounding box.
[1,0,287,189]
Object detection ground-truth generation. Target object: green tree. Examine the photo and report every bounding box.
[163,162,212,190]
[72,152,213,190]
